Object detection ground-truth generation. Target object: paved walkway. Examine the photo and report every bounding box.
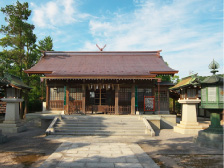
[39,136,159,168]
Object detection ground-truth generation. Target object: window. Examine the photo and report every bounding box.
[119,88,131,102]
[69,87,82,101]
[50,88,64,100]
[94,88,106,105]
[219,86,224,103]
[180,89,186,99]
[201,88,206,102]
[187,89,196,98]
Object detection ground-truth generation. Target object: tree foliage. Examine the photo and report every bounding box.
[0,1,54,117]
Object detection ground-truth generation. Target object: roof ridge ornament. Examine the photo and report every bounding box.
[209,59,219,75]
[96,44,106,51]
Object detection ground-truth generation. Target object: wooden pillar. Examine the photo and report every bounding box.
[115,84,119,115]
[66,86,69,114]
[82,85,86,114]
[131,84,135,115]
[46,83,50,110]
[157,79,161,114]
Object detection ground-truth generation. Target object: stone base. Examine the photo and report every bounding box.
[0,123,26,134]
[0,130,7,144]
[194,130,223,149]
[174,121,203,134]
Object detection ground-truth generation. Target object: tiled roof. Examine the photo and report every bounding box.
[0,73,31,89]
[170,75,199,90]
[25,51,178,79]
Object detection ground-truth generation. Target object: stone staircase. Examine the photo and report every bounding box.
[48,115,150,136]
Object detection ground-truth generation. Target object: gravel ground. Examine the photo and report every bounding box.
[138,129,223,168]
[0,118,61,168]
[0,116,223,168]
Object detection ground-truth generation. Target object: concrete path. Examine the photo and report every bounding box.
[39,136,159,168]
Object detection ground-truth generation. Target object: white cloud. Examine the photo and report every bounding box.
[84,0,222,78]
[31,0,87,28]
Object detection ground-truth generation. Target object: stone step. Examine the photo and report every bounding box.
[52,132,148,136]
[58,120,143,123]
[47,115,150,136]
[55,125,144,128]
[56,122,144,126]
[53,130,147,136]
[54,127,145,131]
[55,129,145,133]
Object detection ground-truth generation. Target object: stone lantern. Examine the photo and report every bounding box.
[195,60,223,149]
[0,74,31,133]
[170,74,203,134]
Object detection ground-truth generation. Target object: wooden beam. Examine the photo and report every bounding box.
[115,85,119,115]
[46,84,49,110]
[131,84,135,115]
[82,85,86,114]
[66,85,69,114]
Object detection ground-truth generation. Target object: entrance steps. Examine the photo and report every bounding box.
[48,115,151,136]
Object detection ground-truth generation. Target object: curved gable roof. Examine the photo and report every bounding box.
[25,51,178,79]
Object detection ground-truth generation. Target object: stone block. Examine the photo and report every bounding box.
[0,130,7,144]
[194,130,223,149]
[0,123,26,134]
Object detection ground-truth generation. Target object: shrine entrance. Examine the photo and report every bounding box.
[86,86,115,114]
[68,87,82,114]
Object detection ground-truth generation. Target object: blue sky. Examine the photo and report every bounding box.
[0,0,223,78]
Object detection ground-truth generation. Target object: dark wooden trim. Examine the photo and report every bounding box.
[82,85,86,114]
[131,84,135,115]
[66,86,69,114]
[41,75,157,79]
[24,71,52,74]
[46,84,49,110]
[115,85,119,115]
[150,71,179,74]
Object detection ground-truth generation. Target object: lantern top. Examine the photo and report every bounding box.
[201,60,223,84]
[209,59,219,75]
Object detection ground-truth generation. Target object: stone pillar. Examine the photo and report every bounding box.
[174,99,202,134]
[115,85,119,115]
[42,102,46,111]
[0,98,26,133]
[82,85,86,114]
[131,84,135,115]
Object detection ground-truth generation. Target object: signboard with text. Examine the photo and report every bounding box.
[144,96,155,111]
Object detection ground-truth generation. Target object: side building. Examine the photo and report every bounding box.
[24,50,178,115]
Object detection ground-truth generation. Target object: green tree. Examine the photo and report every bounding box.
[0,1,36,77]
[0,1,37,118]
[28,36,54,111]
[38,36,54,51]
[0,1,54,117]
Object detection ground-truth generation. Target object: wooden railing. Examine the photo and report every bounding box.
[69,101,82,114]
[119,106,131,114]
[49,100,64,109]
[0,102,6,113]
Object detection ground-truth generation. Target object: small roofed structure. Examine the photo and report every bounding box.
[0,73,31,134]
[0,73,31,91]
[25,50,178,115]
[170,74,200,100]
[170,74,203,134]
[194,59,223,149]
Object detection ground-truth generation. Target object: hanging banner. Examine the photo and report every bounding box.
[64,86,66,106]
[144,96,155,111]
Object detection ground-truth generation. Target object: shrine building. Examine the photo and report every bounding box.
[24,50,178,115]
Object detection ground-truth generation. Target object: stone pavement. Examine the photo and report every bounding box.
[39,137,159,168]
